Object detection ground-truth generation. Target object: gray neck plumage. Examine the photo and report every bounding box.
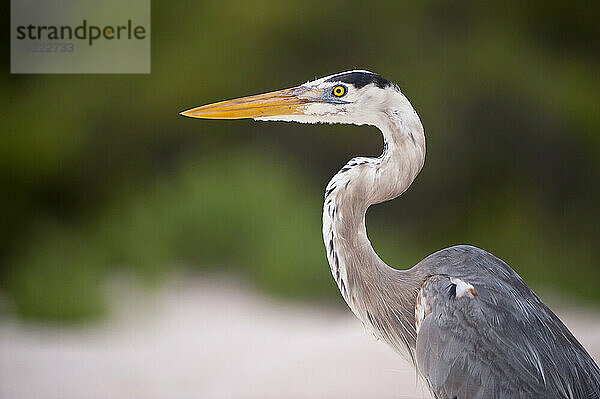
[322,98,426,361]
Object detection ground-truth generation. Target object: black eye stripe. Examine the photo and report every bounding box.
[325,71,393,89]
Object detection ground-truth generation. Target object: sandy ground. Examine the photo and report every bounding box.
[1,276,599,399]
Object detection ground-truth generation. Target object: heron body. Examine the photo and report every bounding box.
[182,70,600,398]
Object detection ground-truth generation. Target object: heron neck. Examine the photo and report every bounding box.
[322,112,425,360]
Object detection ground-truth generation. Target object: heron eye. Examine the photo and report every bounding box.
[332,85,347,97]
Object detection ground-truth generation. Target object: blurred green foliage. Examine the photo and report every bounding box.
[2,0,599,321]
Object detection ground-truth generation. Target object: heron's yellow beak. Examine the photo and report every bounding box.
[180,87,312,119]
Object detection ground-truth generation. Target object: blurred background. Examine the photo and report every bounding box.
[1,0,599,397]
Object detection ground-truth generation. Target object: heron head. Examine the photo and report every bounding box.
[180,70,402,127]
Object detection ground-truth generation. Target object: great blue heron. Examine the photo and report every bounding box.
[181,70,600,398]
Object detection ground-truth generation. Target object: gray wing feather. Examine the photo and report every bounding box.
[414,245,600,399]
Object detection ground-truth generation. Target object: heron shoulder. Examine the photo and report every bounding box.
[414,245,528,288]
[412,246,600,398]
